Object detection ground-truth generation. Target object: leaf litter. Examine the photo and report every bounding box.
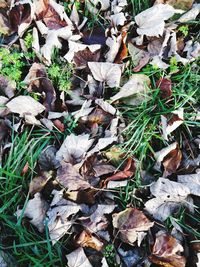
[0,0,200,266]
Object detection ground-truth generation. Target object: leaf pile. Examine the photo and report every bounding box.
[0,0,200,266]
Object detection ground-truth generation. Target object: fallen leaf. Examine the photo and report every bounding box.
[47,201,80,244]
[149,231,186,267]
[88,62,122,88]
[81,204,116,232]
[74,48,101,68]
[135,4,180,37]
[88,136,118,155]
[178,3,200,22]
[56,133,94,164]
[24,63,56,111]
[112,208,154,245]
[0,96,8,117]
[162,145,182,177]
[16,193,49,232]
[6,95,45,118]
[66,248,92,267]
[64,41,101,63]
[111,74,151,105]
[128,43,150,72]
[0,75,16,98]
[161,108,184,140]
[38,146,59,171]
[178,173,200,196]
[150,55,170,69]
[110,12,126,26]
[56,162,91,191]
[114,31,128,64]
[104,158,136,185]
[29,172,52,196]
[75,230,103,251]
[9,0,35,36]
[145,177,192,221]
[156,77,172,99]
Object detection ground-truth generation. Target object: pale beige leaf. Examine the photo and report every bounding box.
[178,173,200,196]
[6,96,45,117]
[88,62,122,88]
[66,248,92,267]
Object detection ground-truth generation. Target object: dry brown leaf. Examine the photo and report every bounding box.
[56,162,91,191]
[75,230,103,251]
[104,158,135,186]
[162,145,182,177]
[16,193,49,232]
[24,63,56,111]
[156,77,172,99]
[74,48,101,69]
[29,172,53,196]
[114,31,128,64]
[66,248,92,267]
[149,231,186,267]
[113,208,154,245]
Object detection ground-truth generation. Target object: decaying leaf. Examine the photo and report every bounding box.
[6,96,45,124]
[38,146,59,171]
[75,230,103,251]
[135,4,180,37]
[88,62,122,88]
[16,193,49,232]
[178,173,200,196]
[149,231,186,267]
[112,208,154,245]
[56,162,91,191]
[56,133,94,164]
[111,74,151,105]
[145,177,192,221]
[161,108,184,140]
[0,75,15,98]
[66,248,92,267]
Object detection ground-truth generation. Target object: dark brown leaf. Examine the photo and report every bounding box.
[114,31,128,64]
[29,171,53,196]
[74,47,101,68]
[163,145,182,177]
[156,78,172,99]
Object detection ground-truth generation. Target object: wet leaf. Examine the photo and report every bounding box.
[113,208,154,245]
[149,231,186,267]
